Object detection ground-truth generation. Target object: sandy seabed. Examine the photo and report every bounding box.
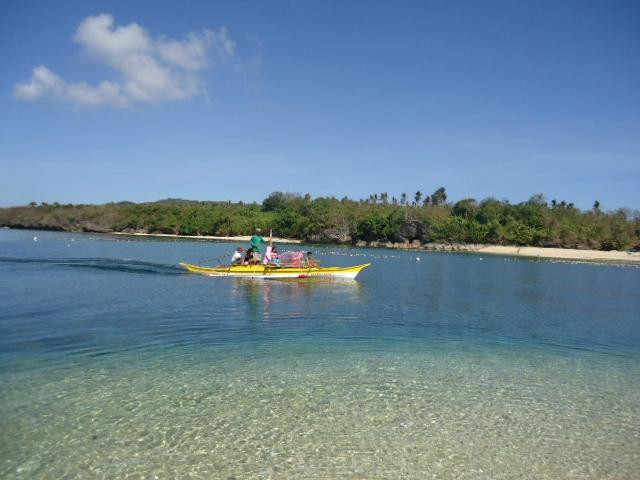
[1,345,638,479]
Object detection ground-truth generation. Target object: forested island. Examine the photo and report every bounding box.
[1,189,639,251]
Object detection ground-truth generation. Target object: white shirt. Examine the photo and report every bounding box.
[231,251,243,263]
[263,245,273,264]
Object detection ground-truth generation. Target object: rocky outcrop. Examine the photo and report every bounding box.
[80,223,114,233]
[540,240,565,248]
[422,242,485,252]
[3,223,65,232]
[392,220,431,243]
[306,226,352,244]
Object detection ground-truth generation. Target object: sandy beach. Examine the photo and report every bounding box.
[472,245,640,264]
[416,243,640,264]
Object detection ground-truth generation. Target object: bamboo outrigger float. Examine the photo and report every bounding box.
[180,262,371,279]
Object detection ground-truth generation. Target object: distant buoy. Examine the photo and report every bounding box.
[479,257,483,261]
[416,257,421,261]
[33,236,38,242]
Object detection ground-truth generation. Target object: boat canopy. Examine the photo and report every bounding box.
[279,251,305,267]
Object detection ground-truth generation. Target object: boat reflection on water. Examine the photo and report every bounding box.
[230,278,365,321]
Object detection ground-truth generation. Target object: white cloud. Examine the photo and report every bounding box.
[13,13,235,108]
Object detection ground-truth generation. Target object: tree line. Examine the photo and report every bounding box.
[1,188,638,251]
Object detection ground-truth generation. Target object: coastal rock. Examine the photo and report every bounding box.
[356,240,367,247]
[4,222,64,232]
[306,226,351,244]
[540,240,564,248]
[423,242,470,251]
[393,220,431,243]
[81,223,114,233]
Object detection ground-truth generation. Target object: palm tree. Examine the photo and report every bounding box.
[414,191,423,206]
[400,193,407,205]
[430,187,447,206]
[381,192,388,205]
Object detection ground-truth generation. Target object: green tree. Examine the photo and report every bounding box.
[262,192,288,212]
[430,187,447,206]
[527,193,547,207]
[452,198,478,220]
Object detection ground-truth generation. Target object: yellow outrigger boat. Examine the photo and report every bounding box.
[180,262,371,279]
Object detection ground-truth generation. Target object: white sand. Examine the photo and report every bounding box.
[473,245,640,263]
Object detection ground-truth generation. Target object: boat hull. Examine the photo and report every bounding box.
[180,262,371,279]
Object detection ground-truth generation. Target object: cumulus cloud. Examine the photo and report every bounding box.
[13,13,235,108]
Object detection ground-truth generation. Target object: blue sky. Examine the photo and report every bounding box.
[1,0,638,209]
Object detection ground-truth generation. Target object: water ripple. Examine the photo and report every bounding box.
[0,256,185,276]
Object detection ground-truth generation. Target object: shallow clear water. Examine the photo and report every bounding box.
[1,229,639,479]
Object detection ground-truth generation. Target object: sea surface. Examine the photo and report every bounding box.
[1,229,639,479]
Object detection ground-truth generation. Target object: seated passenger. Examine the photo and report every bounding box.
[271,246,280,264]
[231,247,244,265]
[243,248,254,265]
[306,251,319,268]
[263,243,276,265]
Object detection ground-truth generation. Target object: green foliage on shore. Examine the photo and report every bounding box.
[1,191,639,251]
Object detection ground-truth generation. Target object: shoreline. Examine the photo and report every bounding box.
[109,231,302,244]
[4,228,639,264]
[109,231,640,264]
[458,244,640,264]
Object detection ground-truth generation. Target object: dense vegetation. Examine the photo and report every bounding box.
[1,190,639,251]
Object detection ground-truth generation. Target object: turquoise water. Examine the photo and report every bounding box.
[1,229,639,479]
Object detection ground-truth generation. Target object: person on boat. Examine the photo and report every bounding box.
[306,251,319,268]
[250,228,267,263]
[263,243,280,265]
[231,247,244,265]
[263,243,274,265]
[243,248,254,265]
